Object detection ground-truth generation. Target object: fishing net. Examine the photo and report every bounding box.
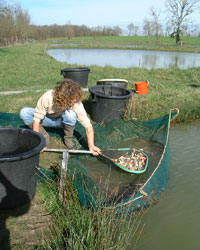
[67,109,179,212]
[0,109,178,212]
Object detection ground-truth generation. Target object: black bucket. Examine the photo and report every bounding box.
[61,67,90,87]
[97,79,128,89]
[0,128,45,209]
[88,85,132,124]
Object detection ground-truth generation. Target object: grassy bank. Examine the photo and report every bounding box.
[0,41,200,122]
[35,180,143,250]
[48,36,200,53]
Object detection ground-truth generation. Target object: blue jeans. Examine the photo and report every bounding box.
[20,107,77,127]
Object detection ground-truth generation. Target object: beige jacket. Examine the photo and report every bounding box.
[33,89,92,128]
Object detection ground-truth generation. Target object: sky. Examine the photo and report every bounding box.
[17,0,199,31]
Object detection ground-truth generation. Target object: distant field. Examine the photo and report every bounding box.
[47,36,200,53]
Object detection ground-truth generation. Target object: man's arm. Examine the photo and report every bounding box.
[33,120,40,133]
[86,126,101,156]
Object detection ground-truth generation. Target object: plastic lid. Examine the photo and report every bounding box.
[97,79,128,83]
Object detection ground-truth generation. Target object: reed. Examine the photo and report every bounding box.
[36,177,143,250]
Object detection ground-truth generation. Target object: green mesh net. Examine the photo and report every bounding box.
[0,109,178,212]
[67,109,179,212]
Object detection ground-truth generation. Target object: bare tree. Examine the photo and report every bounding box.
[149,7,163,42]
[165,24,172,36]
[127,23,139,36]
[165,0,200,44]
[14,3,31,43]
[0,1,31,45]
[0,0,4,12]
[112,26,122,36]
[0,1,15,45]
[0,0,7,13]
[143,18,152,42]
[134,26,139,36]
[127,23,134,36]
[190,24,199,36]
[64,20,74,40]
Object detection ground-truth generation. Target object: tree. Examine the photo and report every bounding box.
[149,7,163,42]
[143,18,152,42]
[127,23,139,36]
[64,20,74,40]
[127,23,134,36]
[0,0,6,13]
[14,3,31,43]
[112,25,122,36]
[0,1,31,45]
[165,0,199,44]
[0,1,15,45]
[134,26,139,36]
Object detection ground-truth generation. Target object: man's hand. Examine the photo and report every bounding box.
[33,120,46,152]
[86,126,101,156]
[89,144,101,156]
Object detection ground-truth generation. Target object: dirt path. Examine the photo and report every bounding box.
[0,90,44,95]
[0,192,52,249]
[0,88,88,95]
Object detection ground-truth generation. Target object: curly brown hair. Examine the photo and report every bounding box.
[53,79,83,109]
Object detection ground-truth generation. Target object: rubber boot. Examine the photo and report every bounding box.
[27,123,50,147]
[63,124,75,149]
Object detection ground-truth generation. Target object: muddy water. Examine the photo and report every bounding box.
[73,121,200,249]
[75,138,163,203]
[129,120,200,250]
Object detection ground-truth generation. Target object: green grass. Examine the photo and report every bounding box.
[47,36,200,53]
[35,180,143,250]
[1,42,200,122]
[48,35,200,46]
[0,43,65,91]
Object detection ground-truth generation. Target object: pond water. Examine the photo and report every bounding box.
[72,118,200,249]
[129,120,200,250]
[74,138,163,203]
[47,48,200,69]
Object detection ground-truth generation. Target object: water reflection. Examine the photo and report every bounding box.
[47,48,200,69]
[129,120,200,250]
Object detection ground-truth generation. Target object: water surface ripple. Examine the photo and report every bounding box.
[132,121,200,250]
[47,48,200,69]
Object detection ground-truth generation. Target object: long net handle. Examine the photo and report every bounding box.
[43,148,93,154]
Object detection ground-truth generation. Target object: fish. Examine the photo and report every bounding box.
[112,148,146,171]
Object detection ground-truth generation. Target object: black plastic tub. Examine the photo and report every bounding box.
[97,79,128,89]
[61,67,90,87]
[0,128,45,209]
[88,85,132,124]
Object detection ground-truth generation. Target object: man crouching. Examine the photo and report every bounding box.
[20,79,101,156]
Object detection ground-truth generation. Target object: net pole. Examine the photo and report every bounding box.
[59,151,69,202]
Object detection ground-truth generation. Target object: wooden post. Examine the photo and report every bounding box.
[59,151,69,202]
[43,148,93,202]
